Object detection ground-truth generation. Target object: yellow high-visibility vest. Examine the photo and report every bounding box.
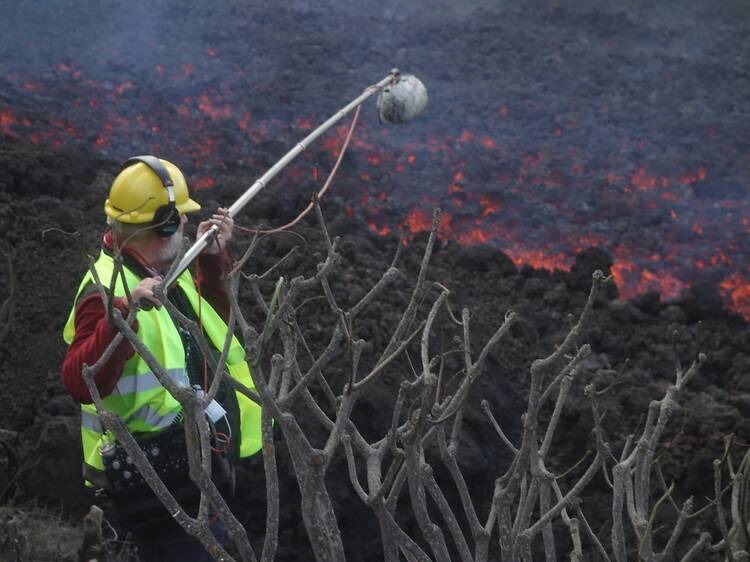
[63,251,261,485]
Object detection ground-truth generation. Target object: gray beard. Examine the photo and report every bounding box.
[156,232,185,269]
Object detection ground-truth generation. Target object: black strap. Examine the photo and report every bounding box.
[121,155,174,188]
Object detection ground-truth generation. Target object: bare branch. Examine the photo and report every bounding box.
[539,481,558,562]
[530,270,605,376]
[524,448,605,540]
[353,322,424,394]
[659,496,693,562]
[260,405,280,562]
[436,427,484,543]
[715,458,737,562]
[423,466,473,562]
[343,434,369,503]
[680,532,711,562]
[378,207,442,365]
[481,399,519,454]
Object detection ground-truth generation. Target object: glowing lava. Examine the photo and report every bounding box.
[1,59,747,321]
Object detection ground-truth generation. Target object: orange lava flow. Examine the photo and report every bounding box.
[505,248,571,271]
[719,274,750,320]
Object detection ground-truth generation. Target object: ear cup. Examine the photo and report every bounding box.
[152,203,181,237]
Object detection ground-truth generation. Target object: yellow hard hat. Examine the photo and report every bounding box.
[104,157,201,224]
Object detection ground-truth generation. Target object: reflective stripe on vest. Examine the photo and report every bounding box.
[63,251,262,484]
[114,368,190,396]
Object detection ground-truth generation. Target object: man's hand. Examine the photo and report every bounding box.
[131,276,164,309]
[197,207,233,255]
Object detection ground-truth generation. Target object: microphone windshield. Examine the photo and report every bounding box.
[377,74,428,125]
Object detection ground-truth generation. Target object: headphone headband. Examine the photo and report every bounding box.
[121,155,175,202]
[120,155,180,237]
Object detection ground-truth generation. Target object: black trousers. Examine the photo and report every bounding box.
[131,513,226,562]
[112,463,234,561]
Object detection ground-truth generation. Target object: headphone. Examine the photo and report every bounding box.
[120,155,181,238]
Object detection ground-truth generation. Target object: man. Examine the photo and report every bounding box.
[61,156,262,561]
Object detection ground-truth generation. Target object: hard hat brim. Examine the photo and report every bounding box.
[176,198,201,214]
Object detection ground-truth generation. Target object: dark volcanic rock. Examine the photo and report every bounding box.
[18,416,91,510]
[681,280,729,321]
[0,124,747,561]
[0,142,101,199]
[568,247,617,297]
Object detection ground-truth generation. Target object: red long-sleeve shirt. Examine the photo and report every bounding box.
[62,235,232,404]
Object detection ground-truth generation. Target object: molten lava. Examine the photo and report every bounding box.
[1,53,748,321]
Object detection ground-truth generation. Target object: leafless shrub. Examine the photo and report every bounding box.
[78,205,747,561]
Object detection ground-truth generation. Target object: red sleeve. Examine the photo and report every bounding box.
[61,293,137,404]
[195,250,232,323]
